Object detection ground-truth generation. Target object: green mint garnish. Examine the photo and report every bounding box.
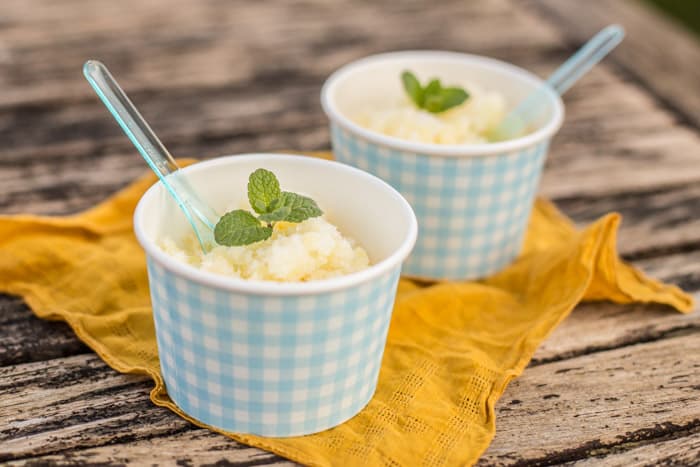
[258,205,291,223]
[213,168,323,246]
[401,70,469,113]
[273,191,323,223]
[248,168,281,214]
[401,71,424,107]
[214,210,273,246]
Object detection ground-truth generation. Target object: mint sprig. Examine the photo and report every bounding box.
[272,192,323,223]
[401,71,469,113]
[248,168,280,214]
[214,210,272,246]
[213,168,323,246]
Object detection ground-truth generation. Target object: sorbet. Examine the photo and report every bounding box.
[160,217,370,282]
[352,81,506,144]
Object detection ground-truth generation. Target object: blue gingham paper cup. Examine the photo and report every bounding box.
[134,154,417,437]
[322,51,564,280]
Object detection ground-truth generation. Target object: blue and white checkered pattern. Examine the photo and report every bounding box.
[147,258,401,437]
[331,124,549,280]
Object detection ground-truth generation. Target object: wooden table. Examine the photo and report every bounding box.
[2,1,699,465]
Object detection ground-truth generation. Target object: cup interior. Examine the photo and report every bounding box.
[135,154,417,288]
[322,51,563,155]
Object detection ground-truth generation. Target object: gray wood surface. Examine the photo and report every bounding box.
[1,0,699,465]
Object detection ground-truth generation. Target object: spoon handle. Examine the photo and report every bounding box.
[489,25,624,142]
[83,60,217,238]
[547,24,625,95]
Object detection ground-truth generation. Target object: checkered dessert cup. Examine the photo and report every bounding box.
[322,51,564,280]
[134,154,417,436]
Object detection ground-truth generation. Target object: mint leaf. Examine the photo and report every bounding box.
[276,191,323,222]
[424,78,442,97]
[423,85,469,113]
[258,205,291,223]
[401,71,424,107]
[248,168,280,214]
[214,210,272,246]
[213,169,324,247]
[437,87,469,112]
[424,94,444,113]
[401,70,469,113]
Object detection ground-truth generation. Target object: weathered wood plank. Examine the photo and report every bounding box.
[531,0,700,129]
[0,354,185,461]
[0,48,581,159]
[570,430,700,467]
[0,0,561,107]
[531,249,700,365]
[533,297,700,367]
[4,429,296,467]
[0,3,697,216]
[479,332,700,466]
[556,183,700,259]
[2,68,700,218]
[0,353,290,464]
[0,294,88,366]
[3,324,699,464]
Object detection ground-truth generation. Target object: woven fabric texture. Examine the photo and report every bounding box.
[0,153,692,466]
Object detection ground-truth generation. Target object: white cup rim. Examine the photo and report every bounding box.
[321,50,565,157]
[133,154,418,296]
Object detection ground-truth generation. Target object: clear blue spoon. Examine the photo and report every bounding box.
[488,24,625,142]
[83,60,217,251]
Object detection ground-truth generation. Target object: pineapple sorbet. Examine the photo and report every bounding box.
[159,217,370,282]
[352,80,506,144]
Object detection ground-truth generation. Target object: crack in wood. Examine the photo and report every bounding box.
[530,325,700,367]
[624,241,700,263]
[3,425,292,466]
[0,416,195,463]
[501,419,700,466]
[198,457,291,467]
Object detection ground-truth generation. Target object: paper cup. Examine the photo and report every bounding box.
[134,154,417,436]
[322,51,564,280]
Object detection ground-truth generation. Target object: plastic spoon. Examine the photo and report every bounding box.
[83,60,217,251]
[488,24,625,142]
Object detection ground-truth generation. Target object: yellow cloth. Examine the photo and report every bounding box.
[0,153,692,466]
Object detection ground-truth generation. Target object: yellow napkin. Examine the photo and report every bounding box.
[0,153,692,466]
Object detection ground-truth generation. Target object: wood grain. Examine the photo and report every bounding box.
[557,183,700,259]
[4,318,698,464]
[493,239,700,368]
[0,0,561,107]
[0,353,286,465]
[531,0,700,129]
[3,430,296,467]
[480,333,700,466]
[0,3,698,217]
[0,294,87,366]
[570,432,700,466]
[3,63,700,216]
[0,355,197,462]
